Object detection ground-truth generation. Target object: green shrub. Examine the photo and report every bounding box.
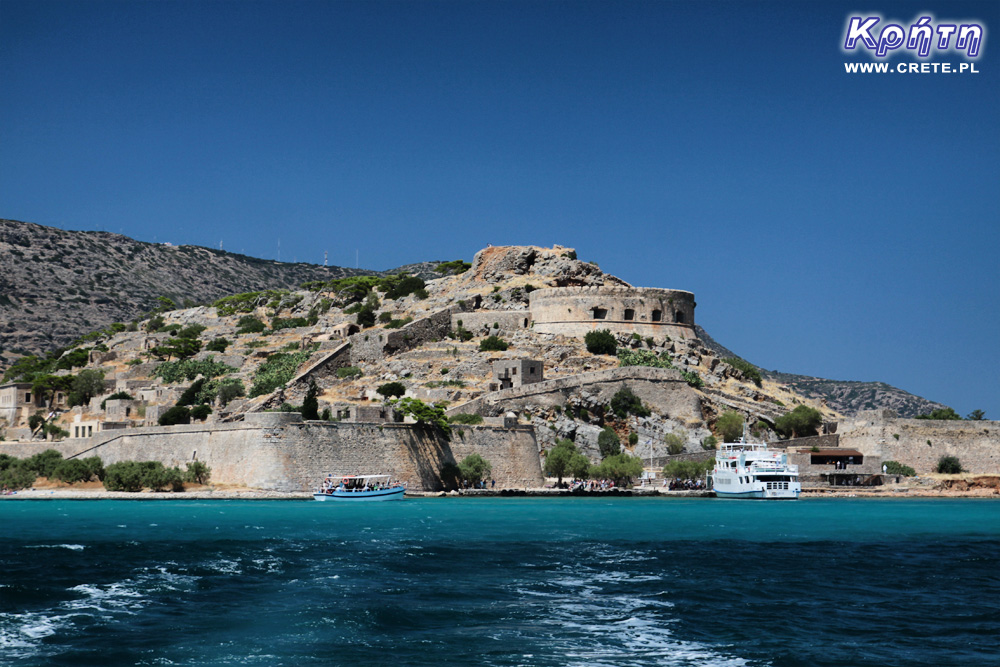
[723,357,763,387]
[917,407,962,421]
[301,379,320,420]
[435,260,471,275]
[102,461,146,492]
[617,348,671,369]
[271,317,310,331]
[585,329,617,355]
[664,433,685,455]
[598,427,621,458]
[205,337,230,352]
[458,453,492,484]
[378,312,393,323]
[384,317,413,329]
[52,459,92,484]
[25,449,64,478]
[701,435,718,450]
[391,397,451,438]
[1,461,37,490]
[716,411,745,443]
[628,431,639,446]
[236,316,266,334]
[190,404,212,421]
[590,453,644,486]
[884,460,916,476]
[479,335,509,352]
[382,275,426,300]
[177,324,206,339]
[249,351,311,397]
[680,370,704,389]
[936,456,963,474]
[177,378,207,406]
[159,406,192,426]
[214,290,286,316]
[662,458,714,481]
[376,382,406,399]
[101,391,134,410]
[610,385,650,418]
[774,405,823,439]
[185,461,211,484]
[337,366,364,380]
[449,413,484,425]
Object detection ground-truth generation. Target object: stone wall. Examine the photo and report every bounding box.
[349,304,470,365]
[0,415,543,491]
[450,366,703,424]
[451,311,531,336]
[838,414,1000,474]
[529,286,696,340]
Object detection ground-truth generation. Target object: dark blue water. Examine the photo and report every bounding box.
[2,498,999,666]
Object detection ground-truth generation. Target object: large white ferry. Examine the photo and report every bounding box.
[710,438,800,500]
[313,474,405,501]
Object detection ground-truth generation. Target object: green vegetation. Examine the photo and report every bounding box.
[936,456,963,474]
[150,337,202,361]
[190,404,212,421]
[884,460,916,476]
[101,391,134,410]
[544,438,591,484]
[205,337,230,352]
[680,369,704,389]
[664,433,685,455]
[301,379,320,420]
[214,378,246,406]
[381,275,426,300]
[916,407,962,421]
[103,461,185,492]
[154,357,236,383]
[390,397,451,438]
[617,348,671,369]
[628,431,639,446]
[723,357,763,387]
[716,411,745,443]
[598,427,621,458]
[250,351,311,397]
[774,405,823,439]
[52,456,105,484]
[236,316,266,334]
[663,458,714,481]
[435,259,472,275]
[448,413,484,425]
[479,335,509,352]
[185,461,212,484]
[68,369,106,407]
[383,317,413,329]
[584,329,617,356]
[590,453,644,486]
[967,409,986,421]
[337,366,363,380]
[701,435,718,450]
[159,406,192,426]
[610,385,650,419]
[376,381,407,399]
[271,317,310,331]
[213,290,287,316]
[458,453,492,484]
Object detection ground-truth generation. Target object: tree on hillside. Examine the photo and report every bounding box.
[69,370,106,407]
[716,411,745,443]
[376,382,406,400]
[916,407,962,421]
[585,329,617,356]
[590,453,644,487]
[774,405,823,439]
[301,378,320,420]
[598,427,621,458]
[967,409,986,421]
[544,438,591,485]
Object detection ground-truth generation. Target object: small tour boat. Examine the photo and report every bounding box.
[313,474,405,501]
[710,436,800,500]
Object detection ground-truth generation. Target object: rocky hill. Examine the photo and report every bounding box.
[694,326,946,418]
[0,219,438,362]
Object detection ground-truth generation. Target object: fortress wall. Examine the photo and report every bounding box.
[451,311,531,335]
[453,366,703,425]
[349,305,468,365]
[0,416,543,491]
[529,286,696,340]
[839,417,1000,474]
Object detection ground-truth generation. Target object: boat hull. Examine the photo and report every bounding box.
[715,488,799,500]
[313,487,405,501]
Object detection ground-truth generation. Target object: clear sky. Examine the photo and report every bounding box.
[2,0,998,418]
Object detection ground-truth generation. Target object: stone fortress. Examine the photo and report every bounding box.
[2,243,997,491]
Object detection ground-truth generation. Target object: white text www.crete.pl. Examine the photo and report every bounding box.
[845,62,980,74]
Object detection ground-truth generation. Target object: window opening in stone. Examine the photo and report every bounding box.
[674,311,685,324]
[592,307,608,320]
[651,310,662,322]
[623,308,634,321]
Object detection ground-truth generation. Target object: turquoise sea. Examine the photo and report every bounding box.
[2,498,999,666]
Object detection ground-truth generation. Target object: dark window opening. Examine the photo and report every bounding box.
[651,310,662,322]
[592,307,607,320]
[674,311,686,324]
[623,308,634,321]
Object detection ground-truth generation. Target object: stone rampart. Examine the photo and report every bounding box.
[0,419,543,491]
[529,286,696,340]
[836,414,1000,474]
[449,366,703,424]
[451,311,531,336]
[349,304,469,365]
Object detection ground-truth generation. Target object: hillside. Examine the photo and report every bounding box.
[694,326,947,418]
[0,219,437,362]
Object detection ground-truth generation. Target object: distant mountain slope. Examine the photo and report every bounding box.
[0,219,436,359]
[695,325,946,417]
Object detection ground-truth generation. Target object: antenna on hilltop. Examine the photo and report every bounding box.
[277,239,281,262]
[324,250,328,267]
[356,249,359,269]
[220,240,223,251]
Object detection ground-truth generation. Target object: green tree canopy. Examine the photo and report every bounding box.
[716,411,745,443]
[774,405,823,439]
[916,407,962,421]
[590,453,644,486]
[966,409,986,421]
[610,385,650,419]
[584,329,617,356]
[598,427,621,458]
[458,453,492,484]
[301,379,320,420]
[544,438,591,484]
[69,370,106,407]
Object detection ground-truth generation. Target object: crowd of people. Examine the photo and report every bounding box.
[663,478,706,490]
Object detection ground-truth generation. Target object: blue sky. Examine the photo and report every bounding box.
[2,0,998,418]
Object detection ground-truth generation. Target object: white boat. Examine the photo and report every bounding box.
[313,474,405,501]
[710,438,800,500]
